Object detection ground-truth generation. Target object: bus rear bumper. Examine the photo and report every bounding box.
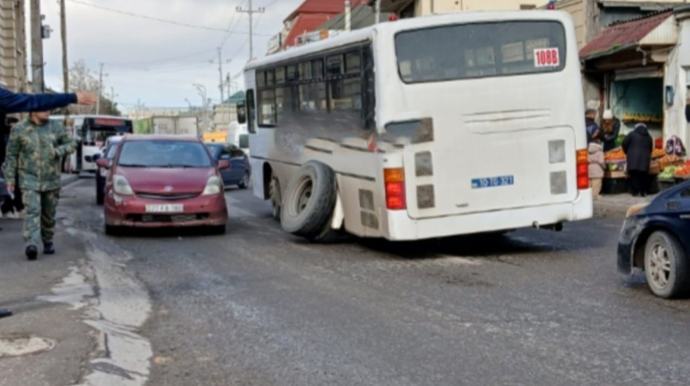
[383,190,593,241]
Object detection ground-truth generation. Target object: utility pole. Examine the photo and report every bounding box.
[375,0,381,23]
[96,63,104,114]
[345,1,352,31]
[236,0,265,62]
[30,0,44,93]
[60,0,68,93]
[218,47,225,104]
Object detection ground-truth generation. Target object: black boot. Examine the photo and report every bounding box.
[26,246,38,261]
[44,242,55,255]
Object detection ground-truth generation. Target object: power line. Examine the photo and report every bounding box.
[106,49,217,67]
[66,0,270,35]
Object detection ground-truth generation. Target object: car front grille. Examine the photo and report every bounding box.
[136,193,199,200]
[126,213,210,223]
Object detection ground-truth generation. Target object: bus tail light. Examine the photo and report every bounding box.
[576,149,589,190]
[384,168,406,210]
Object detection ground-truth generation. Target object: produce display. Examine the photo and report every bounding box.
[613,134,625,148]
[605,148,626,161]
[673,161,690,178]
[658,154,684,170]
[659,167,677,180]
[621,113,663,123]
[652,148,666,159]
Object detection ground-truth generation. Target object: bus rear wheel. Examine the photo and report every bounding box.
[269,174,281,221]
[281,161,337,241]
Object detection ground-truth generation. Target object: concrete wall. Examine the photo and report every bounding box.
[0,0,26,92]
[665,13,690,146]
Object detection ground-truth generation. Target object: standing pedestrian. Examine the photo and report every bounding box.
[585,109,600,144]
[588,137,605,199]
[3,110,77,260]
[601,109,621,151]
[622,123,654,197]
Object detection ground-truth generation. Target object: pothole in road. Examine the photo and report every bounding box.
[0,335,56,358]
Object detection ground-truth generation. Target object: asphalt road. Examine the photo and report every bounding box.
[56,178,690,386]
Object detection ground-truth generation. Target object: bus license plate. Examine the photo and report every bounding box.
[145,204,184,213]
[471,176,515,189]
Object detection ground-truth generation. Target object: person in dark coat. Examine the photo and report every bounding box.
[601,109,621,151]
[622,123,654,197]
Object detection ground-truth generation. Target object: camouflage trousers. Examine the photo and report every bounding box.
[22,189,59,248]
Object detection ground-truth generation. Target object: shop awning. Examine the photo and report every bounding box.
[579,10,677,61]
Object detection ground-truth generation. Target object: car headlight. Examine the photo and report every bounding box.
[202,176,223,196]
[113,175,134,196]
[626,203,648,218]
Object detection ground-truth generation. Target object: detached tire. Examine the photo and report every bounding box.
[281,161,337,240]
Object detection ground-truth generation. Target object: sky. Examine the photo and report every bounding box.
[31,0,304,112]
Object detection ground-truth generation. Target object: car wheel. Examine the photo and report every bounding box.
[280,161,337,241]
[238,172,250,189]
[644,231,690,299]
[104,224,122,237]
[269,174,281,221]
[211,225,227,235]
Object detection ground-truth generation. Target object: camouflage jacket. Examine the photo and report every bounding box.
[3,118,76,192]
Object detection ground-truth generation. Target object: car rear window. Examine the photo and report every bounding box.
[118,140,213,168]
[395,21,567,83]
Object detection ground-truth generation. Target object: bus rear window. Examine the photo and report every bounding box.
[395,21,566,84]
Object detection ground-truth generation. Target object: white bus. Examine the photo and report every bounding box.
[240,11,593,242]
[52,115,133,174]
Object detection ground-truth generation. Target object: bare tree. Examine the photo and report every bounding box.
[65,60,120,116]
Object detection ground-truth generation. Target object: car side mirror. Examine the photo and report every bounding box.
[95,158,110,168]
[218,160,231,170]
[237,101,247,124]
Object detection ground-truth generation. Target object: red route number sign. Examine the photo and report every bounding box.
[534,48,560,68]
[95,118,125,126]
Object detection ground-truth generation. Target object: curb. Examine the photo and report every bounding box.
[593,202,628,218]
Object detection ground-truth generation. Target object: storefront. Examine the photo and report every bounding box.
[580,8,690,193]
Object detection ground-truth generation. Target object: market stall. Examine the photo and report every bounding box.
[602,142,668,195]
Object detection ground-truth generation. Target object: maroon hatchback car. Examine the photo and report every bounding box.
[96,135,229,235]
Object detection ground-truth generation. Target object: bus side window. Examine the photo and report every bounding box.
[247,89,256,134]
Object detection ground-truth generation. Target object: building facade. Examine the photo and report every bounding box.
[0,0,27,92]
[379,0,548,17]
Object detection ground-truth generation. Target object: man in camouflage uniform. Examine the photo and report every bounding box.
[3,110,76,260]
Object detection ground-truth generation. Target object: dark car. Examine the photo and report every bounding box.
[204,142,250,189]
[93,136,123,205]
[618,180,690,299]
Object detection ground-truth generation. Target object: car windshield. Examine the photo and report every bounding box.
[106,141,121,159]
[205,144,223,159]
[118,140,213,168]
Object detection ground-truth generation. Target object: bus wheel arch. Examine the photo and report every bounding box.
[281,161,337,241]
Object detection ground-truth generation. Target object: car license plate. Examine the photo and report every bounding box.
[145,204,184,213]
[471,175,515,189]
